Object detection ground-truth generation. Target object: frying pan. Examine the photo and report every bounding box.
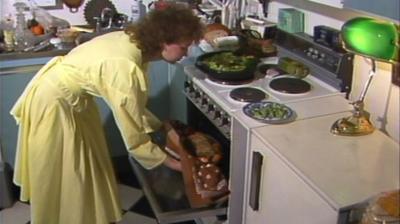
[195,51,259,82]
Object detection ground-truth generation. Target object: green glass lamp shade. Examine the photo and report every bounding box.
[341,17,399,63]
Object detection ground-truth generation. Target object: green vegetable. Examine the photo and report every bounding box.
[251,103,290,120]
[202,52,256,72]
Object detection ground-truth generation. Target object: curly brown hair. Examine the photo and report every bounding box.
[125,4,204,59]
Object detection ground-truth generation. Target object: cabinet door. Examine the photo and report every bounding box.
[307,0,343,8]
[244,135,337,224]
[343,0,400,21]
[0,58,52,167]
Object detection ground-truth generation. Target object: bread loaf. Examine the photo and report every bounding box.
[184,132,222,163]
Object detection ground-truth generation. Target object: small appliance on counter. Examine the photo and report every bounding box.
[241,19,277,40]
[277,8,304,33]
[313,25,343,51]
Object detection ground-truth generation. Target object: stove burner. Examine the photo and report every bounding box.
[206,76,254,86]
[230,87,267,102]
[269,77,311,94]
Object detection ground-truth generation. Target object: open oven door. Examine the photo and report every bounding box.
[129,156,228,224]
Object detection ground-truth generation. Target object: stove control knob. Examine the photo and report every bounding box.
[193,90,201,99]
[188,86,198,98]
[184,81,194,93]
[200,97,208,107]
[206,104,215,113]
[209,107,221,119]
[196,95,206,105]
[213,110,221,119]
[217,113,230,126]
[184,80,191,88]
[319,53,327,62]
[194,91,202,100]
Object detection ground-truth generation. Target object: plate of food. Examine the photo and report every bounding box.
[243,101,296,124]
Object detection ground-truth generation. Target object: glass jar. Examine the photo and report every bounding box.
[13,2,35,52]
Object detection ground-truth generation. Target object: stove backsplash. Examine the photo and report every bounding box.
[274,30,354,97]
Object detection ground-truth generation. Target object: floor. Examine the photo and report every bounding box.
[0,156,196,224]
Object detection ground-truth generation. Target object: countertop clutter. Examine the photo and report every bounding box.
[0,0,127,61]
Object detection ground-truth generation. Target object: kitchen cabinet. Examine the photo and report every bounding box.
[0,57,52,168]
[246,135,337,224]
[228,119,253,224]
[307,0,399,21]
[307,0,343,8]
[244,112,400,224]
[342,0,399,21]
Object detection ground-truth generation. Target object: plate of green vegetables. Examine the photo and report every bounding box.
[243,101,296,124]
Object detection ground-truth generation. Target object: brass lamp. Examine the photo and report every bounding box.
[331,17,399,136]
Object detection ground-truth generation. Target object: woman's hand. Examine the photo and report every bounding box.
[163,156,182,172]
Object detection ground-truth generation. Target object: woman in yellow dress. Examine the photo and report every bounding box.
[10,4,204,224]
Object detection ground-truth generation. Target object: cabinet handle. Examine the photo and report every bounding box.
[249,151,263,211]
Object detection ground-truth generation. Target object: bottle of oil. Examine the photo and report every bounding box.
[2,15,15,52]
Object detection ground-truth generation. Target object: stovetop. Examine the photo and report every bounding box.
[184,58,345,114]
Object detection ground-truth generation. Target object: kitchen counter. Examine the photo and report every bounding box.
[0,29,121,67]
[252,112,399,210]
[0,44,75,76]
[0,47,71,61]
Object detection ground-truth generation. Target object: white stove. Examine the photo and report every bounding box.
[183,31,355,138]
[184,62,351,137]
[185,56,345,112]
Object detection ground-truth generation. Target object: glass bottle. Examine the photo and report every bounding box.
[13,2,35,52]
[2,15,15,52]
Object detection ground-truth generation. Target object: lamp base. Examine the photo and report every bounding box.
[331,114,375,136]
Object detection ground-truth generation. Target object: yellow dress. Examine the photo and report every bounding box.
[10,31,167,224]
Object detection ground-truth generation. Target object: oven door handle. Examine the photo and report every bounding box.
[249,151,264,211]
